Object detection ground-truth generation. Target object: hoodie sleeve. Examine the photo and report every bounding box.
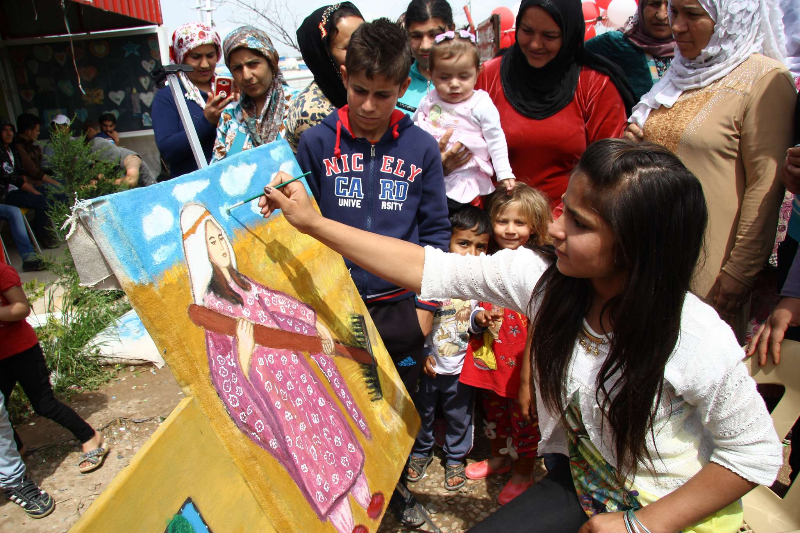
[415,138,451,311]
[296,132,323,201]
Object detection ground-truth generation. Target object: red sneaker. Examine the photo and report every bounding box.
[497,478,534,505]
[464,459,512,480]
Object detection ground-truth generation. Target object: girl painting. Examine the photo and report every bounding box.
[180,203,381,533]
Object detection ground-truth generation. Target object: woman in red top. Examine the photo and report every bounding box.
[476,0,633,206]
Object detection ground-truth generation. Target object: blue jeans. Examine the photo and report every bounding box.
[0,390,25,488]
[4,184,65,239]
[0,204,36,260]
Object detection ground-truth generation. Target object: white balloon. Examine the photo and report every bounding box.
[606,0,637,29]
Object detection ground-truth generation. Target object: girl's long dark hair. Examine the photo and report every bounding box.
[208,263,251,307]
[530,138,708,478]
[404,0,454,29]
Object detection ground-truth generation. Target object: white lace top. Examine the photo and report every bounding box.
[420,246,783,498]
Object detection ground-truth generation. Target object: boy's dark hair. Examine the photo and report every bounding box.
[15,113,39,136]
[82,120,101,135]
[345,18,412,85]
[450,205,490,236]
[98,113,117,125]
[404,0,454,29]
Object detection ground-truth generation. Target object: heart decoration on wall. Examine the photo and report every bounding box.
[90,41,110,58]
[148,37,159,50]
[27,60,38,74]
[141,59,156,72]
[150,49,160,60]
[139,91,155,108]
[82,87,104,105]
[74,108,89,122]
[54,51,67,66]
[109,90,126,106]
[36,77,55,93]
[19,89,35,102]
[33,45,53,62]
[72,47,85,61]
[138,76,151,90]
[58,80,74,96]
[79,66,98,81]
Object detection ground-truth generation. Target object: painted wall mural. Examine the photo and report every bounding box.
[66,140,418,532]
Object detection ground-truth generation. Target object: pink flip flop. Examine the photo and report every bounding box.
[465,459,512,480]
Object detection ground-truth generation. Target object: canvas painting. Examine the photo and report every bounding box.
[67,140,419,532]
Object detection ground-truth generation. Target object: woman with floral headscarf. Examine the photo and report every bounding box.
[153,22,232,178]
[626,0,794,341]
[212,27,291,161]
[585,0,675,102]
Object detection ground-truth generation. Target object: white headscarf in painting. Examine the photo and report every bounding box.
[629,0,788,128]
[180,203,238,306]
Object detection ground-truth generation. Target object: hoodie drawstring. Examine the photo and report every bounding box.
[392,123,399,140]
[334,120,342,159]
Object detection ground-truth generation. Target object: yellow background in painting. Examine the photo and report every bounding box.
[72,397,276,533]
[112,211,420,532]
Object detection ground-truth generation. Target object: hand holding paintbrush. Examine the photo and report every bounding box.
[226,171,311,214]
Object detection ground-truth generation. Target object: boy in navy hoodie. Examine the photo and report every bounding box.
[296,18,450,399]
[293,19,450,527]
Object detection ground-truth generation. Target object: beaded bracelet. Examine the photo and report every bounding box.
[624,510,653,533]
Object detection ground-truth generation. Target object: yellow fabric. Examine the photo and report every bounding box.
[472,330,498,370]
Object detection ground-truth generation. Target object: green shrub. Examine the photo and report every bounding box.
[7,124,131,424]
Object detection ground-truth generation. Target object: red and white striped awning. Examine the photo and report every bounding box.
[1,0,163,40]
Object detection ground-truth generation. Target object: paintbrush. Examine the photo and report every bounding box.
[226,171,311,213]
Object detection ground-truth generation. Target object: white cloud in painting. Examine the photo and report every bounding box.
[270,144,285,161]
[152,243,177,265]
[280,161,295,175]
[142,205,174,240]
[172,179,210,203]
[220,162,257,197]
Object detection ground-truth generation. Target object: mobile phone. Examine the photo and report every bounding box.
[215,76,234,99]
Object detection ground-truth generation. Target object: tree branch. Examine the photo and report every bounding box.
[220,0,300,52]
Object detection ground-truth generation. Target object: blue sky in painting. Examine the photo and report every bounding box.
[90,139,305,285]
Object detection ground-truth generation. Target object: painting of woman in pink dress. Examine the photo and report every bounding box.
[180,203,382,533]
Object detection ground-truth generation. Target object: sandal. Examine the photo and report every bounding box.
[404,454,433,483]
[78,441,109,474]
[444,462,467,491]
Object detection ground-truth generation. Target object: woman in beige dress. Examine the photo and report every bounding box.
[627,0,795,339]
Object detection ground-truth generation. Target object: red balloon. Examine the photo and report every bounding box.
[500,32,516,49]
[584,25,597,41]
[492,6,515,32]
[582,1,600,24]
[595,0,612,10]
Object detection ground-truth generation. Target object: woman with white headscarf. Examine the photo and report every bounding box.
[179,203,382,533]
[626,0,796,340]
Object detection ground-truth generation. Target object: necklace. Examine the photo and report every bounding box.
[579,327,607,357]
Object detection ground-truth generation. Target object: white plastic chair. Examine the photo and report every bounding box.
[743,340,800,532]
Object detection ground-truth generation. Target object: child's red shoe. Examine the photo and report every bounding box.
[464,459,512,480]
[497,478,534,505]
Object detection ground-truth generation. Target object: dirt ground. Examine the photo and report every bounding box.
[0,362,791,532]
[0,365,184,532]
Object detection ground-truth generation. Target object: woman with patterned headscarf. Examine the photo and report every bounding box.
[626,0,794,341]
[153,22,232,178]
[212,27,291,161]
[585,0,675,102]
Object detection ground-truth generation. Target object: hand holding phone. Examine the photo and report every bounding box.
[215,76,234,99]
